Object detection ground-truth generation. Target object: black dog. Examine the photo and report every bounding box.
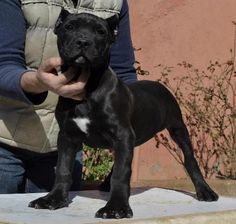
[28,10,218,219]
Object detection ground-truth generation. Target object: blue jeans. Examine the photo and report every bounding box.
[0,144,83,193]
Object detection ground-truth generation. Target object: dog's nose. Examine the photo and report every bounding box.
[76,39,91,48]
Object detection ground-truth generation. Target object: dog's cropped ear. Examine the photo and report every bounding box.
[54,9,70,34]
[106,15,119,41]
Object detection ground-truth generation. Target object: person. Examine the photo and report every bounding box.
[0,0,137,193]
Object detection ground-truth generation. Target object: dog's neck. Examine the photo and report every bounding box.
[85,63,111,94]
[62,60,117,102]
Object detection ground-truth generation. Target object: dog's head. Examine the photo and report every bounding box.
[54,10,119,68]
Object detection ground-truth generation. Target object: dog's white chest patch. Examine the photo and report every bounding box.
[73,117,90,134]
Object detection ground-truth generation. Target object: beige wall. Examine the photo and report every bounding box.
[128,0,236,181]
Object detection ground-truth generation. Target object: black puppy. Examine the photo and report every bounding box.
[29,10,218,219]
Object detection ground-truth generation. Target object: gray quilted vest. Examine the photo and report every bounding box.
[0,0,123,153]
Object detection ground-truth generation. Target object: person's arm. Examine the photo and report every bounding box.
[109,0,137,84]
[0,0,43,104]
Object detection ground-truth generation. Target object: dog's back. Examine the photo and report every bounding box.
[128,81,183,145]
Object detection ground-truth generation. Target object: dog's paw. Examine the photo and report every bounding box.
[196,185,219,202]
[95,204,133,219]
[28,194,68,210]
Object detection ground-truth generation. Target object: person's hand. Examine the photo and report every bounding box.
[36,57,89,100]
[21,57,89,101]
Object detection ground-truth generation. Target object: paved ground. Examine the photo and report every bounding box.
[0,187,236,224]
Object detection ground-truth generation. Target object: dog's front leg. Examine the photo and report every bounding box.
[29,131,81,210]
[95,128,134,219]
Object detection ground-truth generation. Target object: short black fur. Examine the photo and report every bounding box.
[29,10,218,219]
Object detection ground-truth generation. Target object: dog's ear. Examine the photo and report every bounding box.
[106,15,119,41]
[54,9,70,34]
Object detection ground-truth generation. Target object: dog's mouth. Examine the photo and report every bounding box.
[75,55,87,65]
[63,53,90,67]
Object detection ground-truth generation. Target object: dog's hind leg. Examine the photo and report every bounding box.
[167,123,219,201]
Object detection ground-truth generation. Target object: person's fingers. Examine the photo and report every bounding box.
[36,57,63,86]
[56,67,76,85]
[58,80,86,97]
[39,57,63,73]
[57,68,90,96]
[70,92,86,101]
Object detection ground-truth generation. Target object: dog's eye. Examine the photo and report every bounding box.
[65,24,74,31]
[96,28,106,35]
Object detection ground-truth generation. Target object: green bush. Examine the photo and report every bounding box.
[82,145,113,181]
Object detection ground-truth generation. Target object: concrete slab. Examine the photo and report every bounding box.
[0,188,236,224]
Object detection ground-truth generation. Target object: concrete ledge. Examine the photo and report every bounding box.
[0,187,236,224]
[130,179,236,197]
[82,179,236,196]
[115,210,236,224]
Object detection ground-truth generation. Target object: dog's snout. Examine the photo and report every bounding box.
[76,39,91,48]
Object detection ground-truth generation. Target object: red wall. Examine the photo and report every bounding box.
[128,0,236,181]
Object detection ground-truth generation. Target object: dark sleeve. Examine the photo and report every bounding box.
[0,0,46,104]
[109,0,137,84]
